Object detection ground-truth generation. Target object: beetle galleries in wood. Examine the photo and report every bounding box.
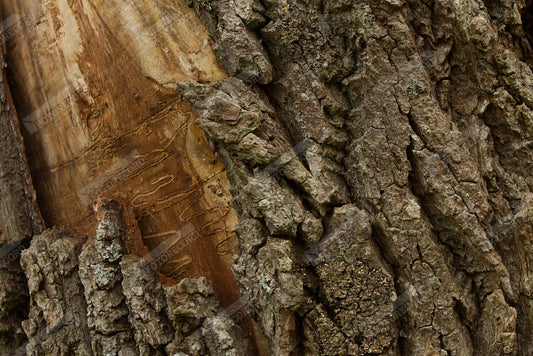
[2,0,241,309]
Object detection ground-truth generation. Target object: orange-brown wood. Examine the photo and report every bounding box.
[3,0,243,312]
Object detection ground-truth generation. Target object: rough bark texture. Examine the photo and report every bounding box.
[1,0,533,355]
[179,0,533,354]
[19,200,252,356]
[0,6,44,352]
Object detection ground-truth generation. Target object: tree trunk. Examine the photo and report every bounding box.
[1,0,533,355]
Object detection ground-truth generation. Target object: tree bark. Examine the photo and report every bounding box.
[0,4,44,351]
[1,0,533,355]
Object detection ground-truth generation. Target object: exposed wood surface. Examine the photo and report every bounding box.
[2,0,240,307]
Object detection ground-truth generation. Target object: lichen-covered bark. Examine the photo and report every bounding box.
[20,229,92,355]
[19,201,252,355]
[1,0,533,355]
[178,0,533,354]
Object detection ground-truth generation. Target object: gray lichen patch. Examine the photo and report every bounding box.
[90,264,117,289]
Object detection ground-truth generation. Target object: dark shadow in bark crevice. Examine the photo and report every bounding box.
[523,1,533,42]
